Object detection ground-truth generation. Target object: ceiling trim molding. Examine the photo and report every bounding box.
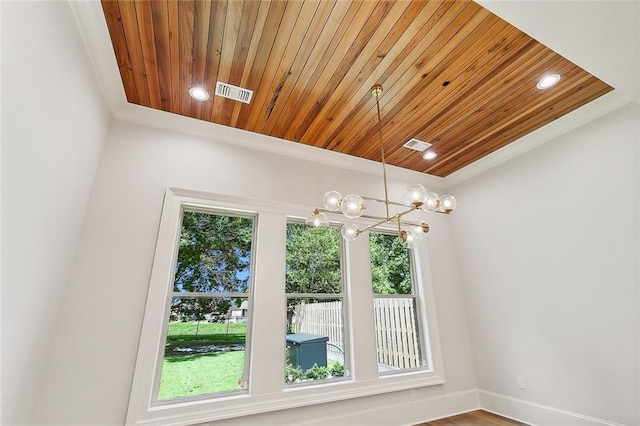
[69,0,127,114]
[443,90,633,188]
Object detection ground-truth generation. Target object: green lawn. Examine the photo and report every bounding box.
[159,350,245,399]
[160,322,247,399]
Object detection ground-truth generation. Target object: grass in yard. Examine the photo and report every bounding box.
[159,350,245,399]
[166,322,246,348]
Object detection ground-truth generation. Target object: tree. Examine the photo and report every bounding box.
[369,232,411,295]
[171,211,253,333]
[285,224,341,294]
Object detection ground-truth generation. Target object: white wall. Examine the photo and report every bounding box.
[450,103,639,425]
[32,119,476,424]
[1,1,110,424]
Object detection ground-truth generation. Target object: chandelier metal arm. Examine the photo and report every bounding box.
[316,205,427,236]
[359,195,452,215]
[361,195,405,208]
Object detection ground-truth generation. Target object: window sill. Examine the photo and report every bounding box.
[130,371,444,425]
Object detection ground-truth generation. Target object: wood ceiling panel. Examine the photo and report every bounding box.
[304,0,480,156]
[101,0,612,177]
[300,1,441,150]
[262,0,338,135]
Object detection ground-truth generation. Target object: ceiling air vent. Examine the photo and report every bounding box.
[402,138,432,152]
[215,81,253,104]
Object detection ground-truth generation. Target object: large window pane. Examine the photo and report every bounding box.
[285,223,342,294]
[173,211,253,294]
[285,223,347,385]
[369,232,427,373]
[158,209,254,400]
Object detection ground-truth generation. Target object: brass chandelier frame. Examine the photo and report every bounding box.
[308,85,456,245]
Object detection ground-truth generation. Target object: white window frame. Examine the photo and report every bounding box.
[153,206,257,402]
[126,188,445,426]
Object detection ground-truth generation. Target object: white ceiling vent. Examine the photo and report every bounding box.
[402,138,432,152]
[215,81,253,104]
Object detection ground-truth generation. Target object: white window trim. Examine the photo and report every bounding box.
[126,187,445,426]
[152,207,257,403]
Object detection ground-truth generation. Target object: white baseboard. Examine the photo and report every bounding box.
[298,389,480,425]
[478,390,627,426]
[248,388,627,426]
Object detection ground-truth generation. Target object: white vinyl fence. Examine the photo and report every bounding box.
[295,298,421,369]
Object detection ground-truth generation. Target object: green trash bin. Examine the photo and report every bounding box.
[286,333,328,371]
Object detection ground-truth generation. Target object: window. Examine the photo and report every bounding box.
[157,209,255,400]
[127,188,444,425]
[284,222,348,385]
[369,231,429,373]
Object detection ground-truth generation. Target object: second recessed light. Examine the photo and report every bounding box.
[189,86,210,101]
[536,74,561,89]
[423,151,437,160]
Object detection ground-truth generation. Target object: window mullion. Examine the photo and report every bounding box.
[248,212,287,395]
[284,292,344,299]
[172,292,249,298]
[344,230,378,382]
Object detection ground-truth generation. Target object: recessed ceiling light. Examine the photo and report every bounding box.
[423,151,437,160]
[536,74,561,90]
[189,86,209,101]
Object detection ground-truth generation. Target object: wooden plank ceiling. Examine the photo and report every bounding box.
[101,0,612,177]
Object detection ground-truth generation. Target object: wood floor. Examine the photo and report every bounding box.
[415,410,527,425]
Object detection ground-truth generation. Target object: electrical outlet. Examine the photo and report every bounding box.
[516,376,525,389]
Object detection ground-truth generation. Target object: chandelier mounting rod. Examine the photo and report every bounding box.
[373,85,391,221]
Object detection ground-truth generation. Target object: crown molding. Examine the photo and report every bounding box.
[69,0,127,114]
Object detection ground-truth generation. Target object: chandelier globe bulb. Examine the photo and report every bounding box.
[323,190,343,212]
[439,194,457,213]
[403,227,423,249]
[305,210,330,227]
[341,223,360,241]
[404,184,429,207]
[341,194,366,219]
[422,191,441,212]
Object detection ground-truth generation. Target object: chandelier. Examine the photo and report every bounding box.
[306,85,457,248]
